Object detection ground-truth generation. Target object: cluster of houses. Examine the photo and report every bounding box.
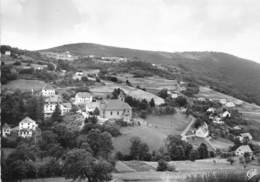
[206,107,232,125]
[40,51,79,61]
[2,117,40,138]
[72,69,100,81]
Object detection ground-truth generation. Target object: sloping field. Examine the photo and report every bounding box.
[90,81,165,105]
[113,113,192,154]
[117,74,179,92]
[3,79,47,92]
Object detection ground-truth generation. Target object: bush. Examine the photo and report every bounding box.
[157,159,168,171]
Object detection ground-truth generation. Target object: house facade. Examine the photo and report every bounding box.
[235,145,253,157]
[195,123,209,138]
[2,123,11,137]
[42,85,55,97]
[100,100,132,122]
[75,92,93,105]
[43,95,62,117]
[18,117,38,138]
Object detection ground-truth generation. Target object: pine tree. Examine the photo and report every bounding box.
[51,104,63,122]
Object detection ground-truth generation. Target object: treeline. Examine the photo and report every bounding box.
[2,117,116,182]
[115,135,213,162]
[1,90,44,126]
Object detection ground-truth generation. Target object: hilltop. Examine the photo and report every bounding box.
[41,43,260,105]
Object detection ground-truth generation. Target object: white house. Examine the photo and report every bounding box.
[225,102,235,108]
[2,123,11,137]
[235,145,253,157]
[219,99,227,105]
[5,50,11,56]
[18,117,38,138]
[74,92,93,105]
[100,100,132,122]
[42,85,55,97]
[44,95,62,117]
[239,133,253,142]
[195,123,209,138]
[213,117,224,124]
[222,111,231,118]
[60,102,72,115]
[207,107,215,113]
[167,90,178,99]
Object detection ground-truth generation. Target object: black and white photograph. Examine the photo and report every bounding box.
[1,0,260,181]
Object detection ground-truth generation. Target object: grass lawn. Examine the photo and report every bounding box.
[123,161,156,172]
[113,112,192,154]
[3,79,47,92]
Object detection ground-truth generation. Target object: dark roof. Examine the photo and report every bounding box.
[101,99,131,111]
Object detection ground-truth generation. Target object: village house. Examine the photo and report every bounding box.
[219,99,227,105]
[18,117,38,138]
[100,100,132,122]
[44,95,62,117]
[42,85,56,97]
[239,132,253,143]
[207,107,216,113]
[60,102,72,115]
[213,117,224,124]
[30,63,48,71]
[195,123,209,138]
[225,102,235,108]
[222,110,231,118]
[74,92,93,105]
[73,69,100,81]
[5,50,11,56]
[167,90,178,99]
[2,123,11,137]
[235,145,253,158]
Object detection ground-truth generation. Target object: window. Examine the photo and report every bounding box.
[117,111,119,115]
[111,111,113,115]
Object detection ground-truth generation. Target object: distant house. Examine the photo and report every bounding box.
[44,95,62,117]
[167,90,178,99]
[75,92,93,105]
[207,107,215,113]
[31,64,48,71]
[219,99,227,105]
[213,117,224,124]
[235,145,253,157]
[60,102,72,115]
[222,111,231,118]
[2,123,11,137]
[42,85,55,97]
[5,50,11,56]
[239,133,253,142]
[233,125,242,130]
[225,102,235,108]
[100,100,132,122]
[195,123,209,138]
[73,69,100,81]
[18,117,38,138]
[197,97,206,102]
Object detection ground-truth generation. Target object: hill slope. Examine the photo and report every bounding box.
[40,43,260,105]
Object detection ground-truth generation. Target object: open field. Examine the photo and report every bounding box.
[208,138,233,151]
[90,80,165,105]
[113,113,192,154]
[116,74,179,93]
[2,79,47,92]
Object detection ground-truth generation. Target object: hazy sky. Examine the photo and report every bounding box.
[1,0,260,63]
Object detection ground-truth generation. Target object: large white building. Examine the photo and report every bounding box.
[42,85,55,97]
[235,145,253,157]
[44,95,62,117]
[100,100,132,122]
[74,92,93,105]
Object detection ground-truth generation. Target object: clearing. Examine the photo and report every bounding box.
[113,112,192,154]
[2,79,47,92]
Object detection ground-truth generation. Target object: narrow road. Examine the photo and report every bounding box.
[181,117,195,137]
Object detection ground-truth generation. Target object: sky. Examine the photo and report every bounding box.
[1,0,260,63]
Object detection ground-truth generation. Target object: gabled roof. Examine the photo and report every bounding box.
[20,117,36,124]
[101,99,131,111]
[236,145,253,153]
[2,123,10,129]
[45,95,62,103]
[241,132,253,139]
[61,102,72,108]
[75,92,92,98]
